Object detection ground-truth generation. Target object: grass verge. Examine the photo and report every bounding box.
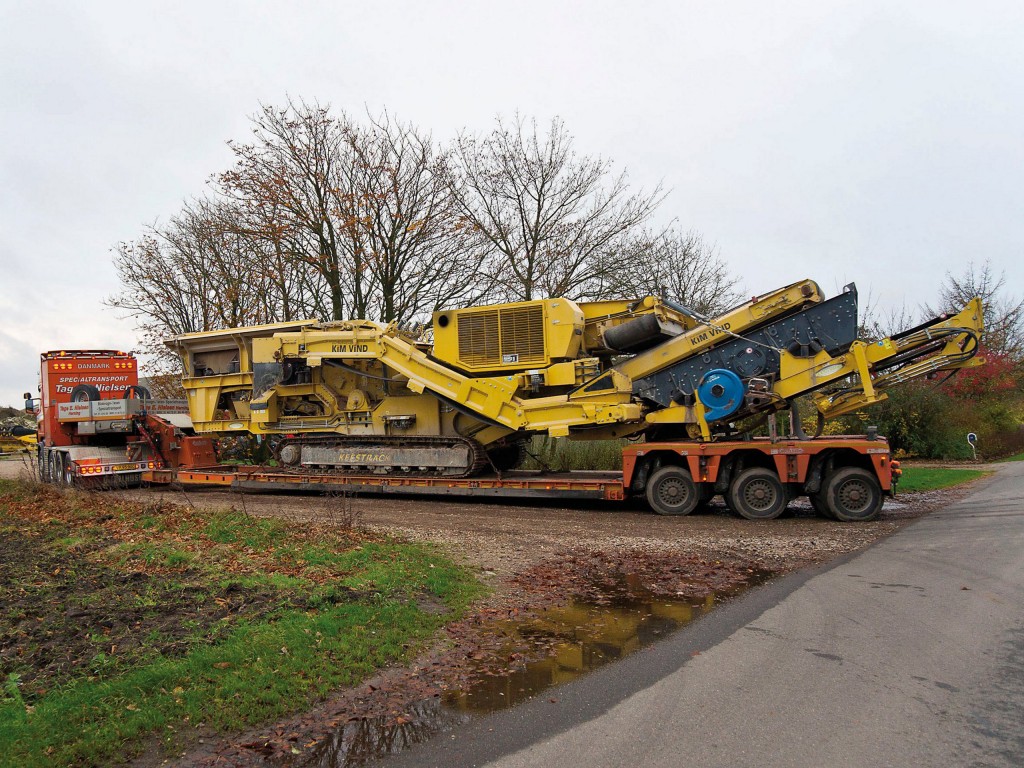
[0,478,484,767]
[897,466,988,493]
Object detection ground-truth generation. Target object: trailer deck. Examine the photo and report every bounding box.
[145,467,628,501]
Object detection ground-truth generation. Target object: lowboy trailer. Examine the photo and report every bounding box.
[27,355,897,522]
[141,430,899,522]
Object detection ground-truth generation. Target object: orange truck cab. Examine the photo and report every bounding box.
[31,350,163,486]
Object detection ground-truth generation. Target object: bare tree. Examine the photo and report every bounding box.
[856,286,919,340]
[218,102,481,325]
[218,101,352,320]
[214,195,334,322]
[112,105,721,373]
[927,260,1024,360]
[337,113,486,323]
[109,227,215,350]
[108,233,205,376]
[161,200,282,328]
[449,115,663,302]
[108,198,314,373]
[596,229,741,314]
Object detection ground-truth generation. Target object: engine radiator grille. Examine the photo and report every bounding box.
[458,305,545,368]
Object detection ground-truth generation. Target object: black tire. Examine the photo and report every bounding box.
[823,467,883,522]
[61,453,75,488]
[47,450,61,485]
[123,385,151,400]
[728,467,787,520]
[646,465,700,516]
[69,384,101,402]
[808,491,833,519]
[38,447,47,482]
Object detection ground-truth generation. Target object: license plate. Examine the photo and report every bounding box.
[112,463,139,472]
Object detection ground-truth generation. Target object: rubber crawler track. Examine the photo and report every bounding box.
[273,434,490,478]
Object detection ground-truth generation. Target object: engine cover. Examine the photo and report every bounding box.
[432,299,584,373]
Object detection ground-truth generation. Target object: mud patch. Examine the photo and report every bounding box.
[0,519,297,700]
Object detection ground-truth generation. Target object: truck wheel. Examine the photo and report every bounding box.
[646,465,700,515]
[728,467,786,520]
[61,453,76,488]
[823,467,883,522]
[70,384,101,402]
[37,447,47,482]
[47,451,61,485]
[55,452,67,487]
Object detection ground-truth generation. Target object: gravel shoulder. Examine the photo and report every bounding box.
[131,486,924,594]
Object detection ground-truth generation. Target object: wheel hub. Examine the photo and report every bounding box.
[839,481,868,510]
[660,480,686,502]
[744,480,774,509]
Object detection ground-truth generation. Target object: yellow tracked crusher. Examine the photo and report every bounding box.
[166,279,984,476]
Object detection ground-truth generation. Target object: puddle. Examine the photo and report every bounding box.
[297,697,470,767]
[443,590,719,713]
[298,574,764,767]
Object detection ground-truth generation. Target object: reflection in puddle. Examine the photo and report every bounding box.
[301,577,758,767]
[444,592,717,713]
[301,697,469,767]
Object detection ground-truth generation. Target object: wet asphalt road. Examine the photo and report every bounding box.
[386,461,1024,768]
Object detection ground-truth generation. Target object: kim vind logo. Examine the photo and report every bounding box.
[688,322,731,347]
[331,344,370,353]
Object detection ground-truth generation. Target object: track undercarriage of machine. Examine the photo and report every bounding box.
[166,279,984,477]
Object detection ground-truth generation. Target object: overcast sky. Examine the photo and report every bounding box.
[2,0,1022,407]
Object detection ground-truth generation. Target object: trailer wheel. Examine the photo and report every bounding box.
[728,467,786,520]
[808,491,833,519]
[57,453,68,486]
[123,385,151,400]
[823,467,883,522]
[70,384,101,402]
[646,465,700,516]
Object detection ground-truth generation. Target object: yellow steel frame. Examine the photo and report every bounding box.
[249,323,641,438]
[611,280,822,381]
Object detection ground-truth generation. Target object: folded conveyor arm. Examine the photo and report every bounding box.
[802,298,984,419]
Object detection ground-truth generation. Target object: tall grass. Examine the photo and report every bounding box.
[520,436,625,472]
